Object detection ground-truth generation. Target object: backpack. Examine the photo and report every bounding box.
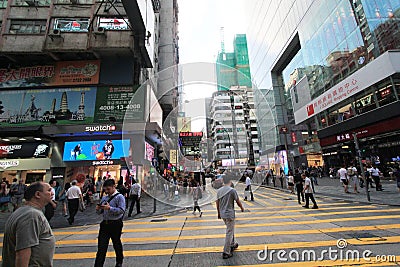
[347,168,355,176]
[197,187,203,199]
[129,184,140,196]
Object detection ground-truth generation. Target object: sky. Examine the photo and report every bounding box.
[178,0,247,131]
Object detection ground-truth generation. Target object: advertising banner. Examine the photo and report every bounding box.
[94,85,144,123]
[0,142,50,159]
[63,139,130,162]
[0,60,100,88]
[0,87,96,127]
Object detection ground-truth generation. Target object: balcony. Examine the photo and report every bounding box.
[89,30,134,51]
[1,34,46,52]
[44,32,89,51]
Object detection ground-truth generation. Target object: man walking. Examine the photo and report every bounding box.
[302,173,318,209]
[10,179,27,211]
[216,176,245,259]
[243,173,254,201]
[95,179,125,267]
[44,179,58,223]
[294,169,304,204]
[2,182,56,267]
[347,163,359,193]
[338,164,349,193]
[192,182,203,217]
[368,165,383,191]
[66,180,83,225]
[127,179,141,217]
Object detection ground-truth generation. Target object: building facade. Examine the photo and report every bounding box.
[247,0,400,173]
[0,0,164,185]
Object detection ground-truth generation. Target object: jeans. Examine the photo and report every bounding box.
[67,198,79,224]
[296,184,304,203]
[305,193,318,208]
[94,220,124,267]
[223,218,235,254]
[128,195,140,216]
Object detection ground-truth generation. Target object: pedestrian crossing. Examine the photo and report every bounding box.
[1,186,399,266]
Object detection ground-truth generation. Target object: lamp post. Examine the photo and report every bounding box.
[353,133,370,202]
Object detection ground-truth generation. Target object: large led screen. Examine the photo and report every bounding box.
[63,139,130,161]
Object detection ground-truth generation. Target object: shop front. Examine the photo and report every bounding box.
[319,115,400,172]
[0,142,51,183]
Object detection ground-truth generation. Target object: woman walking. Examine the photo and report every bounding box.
[192,182,203,217]
[0,182,10,212]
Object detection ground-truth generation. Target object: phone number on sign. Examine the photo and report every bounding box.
[98,104,141,111]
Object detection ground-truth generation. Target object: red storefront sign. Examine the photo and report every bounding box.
[320,116,400,147]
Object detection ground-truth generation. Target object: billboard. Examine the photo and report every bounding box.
[98,18,129,30]
[94,85,145,123]
[177,117,191,132]
[0,60,100,88]
[0,142,50,159]
[63,139,130,161]
[0,87,96,126]
[145,142,155,161]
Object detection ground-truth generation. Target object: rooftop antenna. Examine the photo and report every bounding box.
[220,27,225,53]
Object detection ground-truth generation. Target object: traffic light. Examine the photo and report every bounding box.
[0,101,4,115]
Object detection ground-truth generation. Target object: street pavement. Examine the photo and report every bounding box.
[1,184,399,266]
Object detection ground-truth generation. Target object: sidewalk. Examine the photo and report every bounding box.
[0,186,217,232]
[261,176,400,206]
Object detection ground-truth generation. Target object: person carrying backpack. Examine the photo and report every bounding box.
[127,179,141,217]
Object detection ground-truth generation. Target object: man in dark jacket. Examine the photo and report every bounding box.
[294,169,304,204]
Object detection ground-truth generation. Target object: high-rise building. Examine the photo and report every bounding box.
[157,0,179,122]
[216,34,252,91]
[246,0,400,172]
[0,0,165,185]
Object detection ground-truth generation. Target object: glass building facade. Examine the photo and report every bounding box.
[247,0,400,171]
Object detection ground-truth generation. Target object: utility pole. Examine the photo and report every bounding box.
[353,133,370,202]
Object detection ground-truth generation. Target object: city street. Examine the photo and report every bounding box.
[2,185,399,266]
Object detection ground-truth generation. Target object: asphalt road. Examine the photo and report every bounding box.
[2,185,399,266]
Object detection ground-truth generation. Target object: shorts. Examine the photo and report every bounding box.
[341,179,348,186]
[288,182,294,186]
[351,176,359,186]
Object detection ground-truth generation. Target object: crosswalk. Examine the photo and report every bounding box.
[1,186,399,266]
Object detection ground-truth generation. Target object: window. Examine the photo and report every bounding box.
[0,0,7,8]
[9,20,47,34]
[54,18,89,32]
[13,0,51,6]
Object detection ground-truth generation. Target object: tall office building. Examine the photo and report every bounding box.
[216,34,252,91]
[209,34,259,169]
[247,0,400,172]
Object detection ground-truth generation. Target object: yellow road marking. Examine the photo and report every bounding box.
[49,214,400,235]
[223,256,400,267]
[53,223,400,245]
[45,236,400,260]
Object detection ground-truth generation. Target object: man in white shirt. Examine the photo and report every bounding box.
[302,173,318,209]
[128,179,141,217]
[337,164,349,193]
[368,165,383,191]
[347,164,359,193]
[66,180,83,225]
[244,174,254,201]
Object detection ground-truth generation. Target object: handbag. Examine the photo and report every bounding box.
[0,195,11,204]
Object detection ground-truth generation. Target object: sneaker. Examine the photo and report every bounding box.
[311,206,319,209]
[192,211,196,215]
[63,214,68,217]
[230,243,239,253]
[298,202,302,205]
[199,212,203,218]
[302,206,309,209]
[222,253,233,259]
